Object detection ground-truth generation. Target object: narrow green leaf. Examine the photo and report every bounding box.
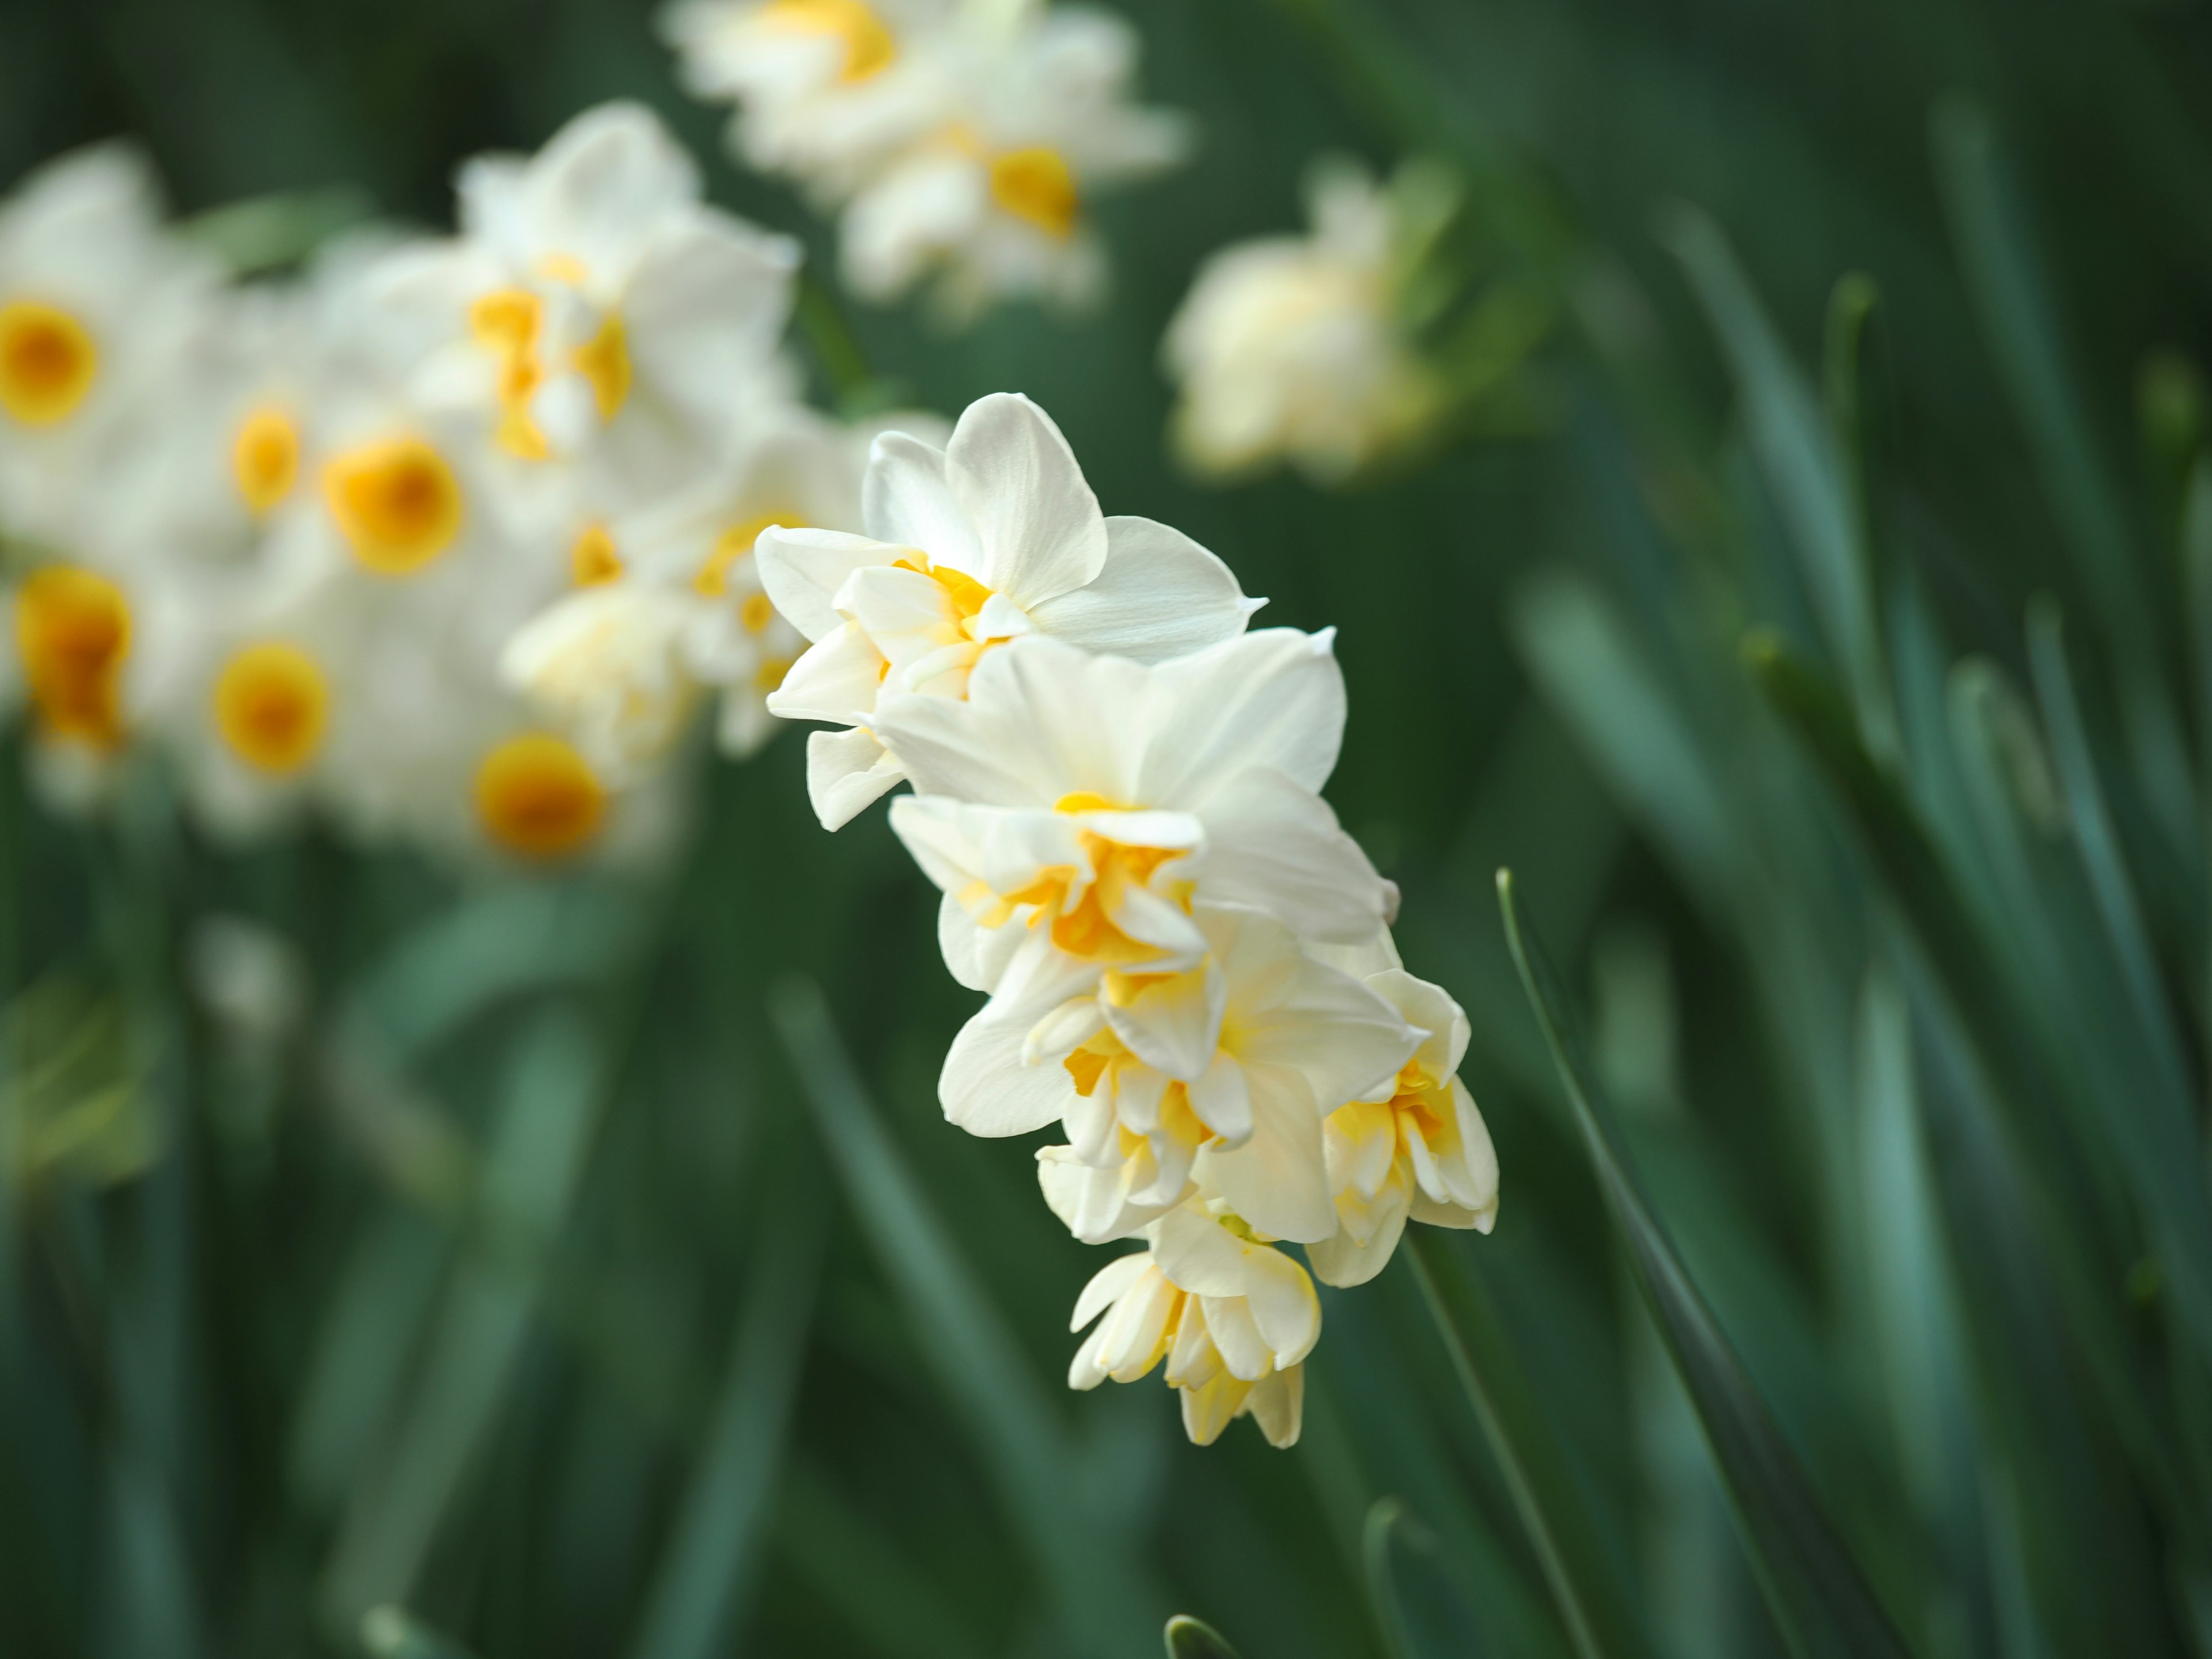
[1362,1498,1427,1659]
[1661,207,1896,762]
[769,978,1161,1659]
[359,1605,479,1659]
[1404,1229,1650,1659]
[1497,869,1915,1659]
[2023,601,2212,1357]
[1164,1615,1244,1659]
[778,1457,988,1659]
[627,1183,824,1659]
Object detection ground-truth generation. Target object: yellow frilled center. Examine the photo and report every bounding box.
[232,404,301,516]
[475,733,606,860]
[696,511,802,597]
[761,0,896,82]
[570,522,624,586]
[0,300,99,427]
[322,435,464,574]
[989,148,1081,240]
[16,566,129,749]
[214,641,327,774]
[469,284,631,460]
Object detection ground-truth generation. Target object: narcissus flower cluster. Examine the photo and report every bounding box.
[662,0,1189,319]
[762,391,1498,1446]
[0,105,939,865]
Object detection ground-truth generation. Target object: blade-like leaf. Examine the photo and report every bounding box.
[627,1175,824,1659]
[769,978,1161,1659]
[1404,1229,1650,1659]
[360,1605,479,1659]
[1497,868,1915,1659]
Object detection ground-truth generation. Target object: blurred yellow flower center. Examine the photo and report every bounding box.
[323,435,464,574]
[739,592,777,634]
[571,522,624,585]
[697,512,802,596]
[213,641,327,774]
[535,251,591,286]
[574,312,631,422]
[0,300,99,427]
[470,287,551,460]
[762,0,896,82]
[754,655,793,694]
[16,566,130,749]
[475,733,605,860]
[990,148,1080,240]
[232,404,301,515]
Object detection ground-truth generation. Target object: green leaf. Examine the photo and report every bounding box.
[1661,207,1896,763]
[627,1175,823,1659]
[176,185,377,275]
[1361,1498,1431,1659]
[1496,869,1915,1659]
[1164,1615,1243,1659]
[768,978,1162,1659]
[777,1457,988,1659]
[1403,1230,1651,1659]
[359,1605,479,1659]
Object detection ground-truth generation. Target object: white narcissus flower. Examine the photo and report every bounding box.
[1308,968,1498,1287]
[499,582,704,789]
[373,102,800,511]
[1069,1202,1319,1448]
[757,391,1256,828]
[0,145,218,548]
[874,626,1392,1028]
[1164,158,1442,485]
[661,0,963,200]
[1013,904,1419,1245]
[839,8,1190,319]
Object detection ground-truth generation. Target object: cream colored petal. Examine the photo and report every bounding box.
[1306,1190,1408,1289]
[1071,1251,1157,1332]
[1365,969,1472,1081]
[1239,1245,1321,1368]
[944,393,1107,605]
[756,528,896,643]
[1101,961,1224,1083]
[1198,1295,1274,1383]
[767,623,885,725]
[1245,1364,1305,1448]
[1028,515,1259,662]
[1178,1368,1253,1446]
[1198,1068,1335,1244]
[1185,1052,1252,1145]
[803,725,904,831]
[939,1003,1072,1137]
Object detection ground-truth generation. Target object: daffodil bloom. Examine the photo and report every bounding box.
[872,627,1391,1026]
[1308,968,1498,1287]
[374,103,800,505]
[0,145,217,546]
[1069,1201,1319,1448]
[757,392,1256,828]
[1001,903,1419,1245]
[661,0,961,199]
[1164,158,1444,484]
[838,9,1189,319]
[500,583,704,787]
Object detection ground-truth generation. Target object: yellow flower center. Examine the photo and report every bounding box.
[475,733,606,860]
[213,641,327,774]
[232,404,301,516]
[574,312,631,423]
[570,522,624,586]
[697,511,803,597]
[322,435,464,574]
[761,0,896,82]
[469,287,551,461]
[0,300,99,427]
[989,148,1081,240]
[754,655,793,694]
[739,592,778,634]
[16,566,129,749]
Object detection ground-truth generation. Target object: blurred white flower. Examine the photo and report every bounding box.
[500,581,703,787]
[1164,158,1443,484]
[839,7,1189,318]
[0,145,218,547]
[1308,968,1498,1287]
[373,102,801,513]
[1069,1200,1318,1448]
[759,391,1256,828]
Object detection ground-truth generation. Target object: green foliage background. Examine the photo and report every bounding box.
[3,1,2212,1657]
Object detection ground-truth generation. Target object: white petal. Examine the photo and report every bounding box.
[1101,961,1224,1082]
[1186,1053,1252,1145]
[1068,1319,1114,1389]
[1152,1205,1252,1297]
[1198,1295,1274,1383]
[1070,1251,1156,1331]
[1197,1069,1336,1244]
[940,1005,1072,1137]
[944,393,1107,604]
[1178,1369,1253,1446]
[1196,767,1392,944]
[1137,628,1347,802]
[1366,969,1473,1081]
[862,430,986,574]
[1306,1192,1409,1289]
[938,892,988,992]
[1239,1247,1321,1368]
[1028,516,1259,662]
[1245,1364,1305,1448]
[804,726,904,830]
[767,623,886,725]
[757,528,899,643]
